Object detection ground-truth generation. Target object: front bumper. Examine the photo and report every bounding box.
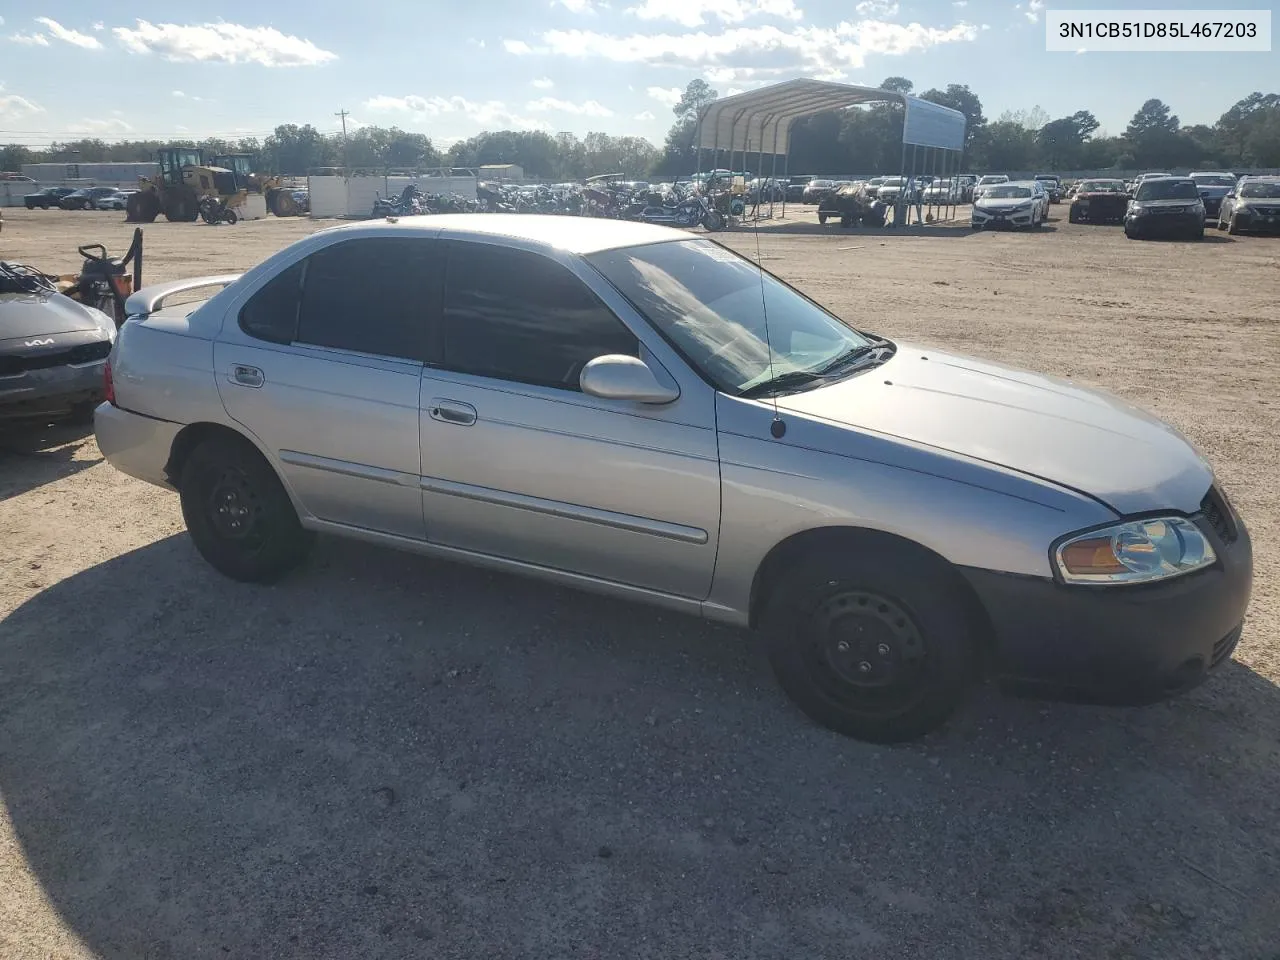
[94,402,184,488]
[1230,210,1280,234]
[1127,211,1202,236]
[1071,201,1126,222]
[0,360,105,423]
[963,515,1253,705]
[972,207,1036,228]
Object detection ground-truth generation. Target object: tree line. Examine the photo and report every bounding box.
[3,82,1277,180]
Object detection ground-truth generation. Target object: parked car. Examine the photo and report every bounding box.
[95,215,1253,743]
[1130,172,1173,195]
[96,190,137,211]
[802,179,837,203]
[59,186,120,211]
[921,179,962,204]
[23,186,76,209]
[1124,177,1205,241]
[817,183,887,227]
[1188,172,1238,219]
[863,176,888,198]
[1029,179,1051,219]
[874,176,909,205]
[0,280,115,426]
[955,175,977,202]
[1216,175,1280,235]
[1068,179,1129,224]
[786,176,814,202]
[970,181,1045,230]
[973,174,1009,200]
[1033,175,1063,203]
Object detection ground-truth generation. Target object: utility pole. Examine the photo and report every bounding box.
[335,109,350,175]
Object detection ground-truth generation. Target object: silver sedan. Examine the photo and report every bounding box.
[95,216,1252,742]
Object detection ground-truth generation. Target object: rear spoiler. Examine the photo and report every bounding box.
[124,274,241,319]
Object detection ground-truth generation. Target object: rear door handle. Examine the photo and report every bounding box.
[428,399,477,426]
[230,364,264,388]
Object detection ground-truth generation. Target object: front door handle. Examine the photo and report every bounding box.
[428,399,477,426]
[231,364,264,388]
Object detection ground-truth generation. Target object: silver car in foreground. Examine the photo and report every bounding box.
[95,216,1252,742]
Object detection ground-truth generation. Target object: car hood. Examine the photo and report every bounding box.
[0,292,111,341]
[774,344,1211,516]
[976,197,1035,209]
[1193,185,1233,197]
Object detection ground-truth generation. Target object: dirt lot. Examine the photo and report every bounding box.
[1,207,1278,959]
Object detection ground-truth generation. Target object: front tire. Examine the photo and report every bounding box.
[1227,215,1240,235]
[760,546,976,743]
[179,436,313,583]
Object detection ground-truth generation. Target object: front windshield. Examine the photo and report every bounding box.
[1240,181,1280,198]
[881,177,905,186]
[587,239,872,396]
[1080,180,1125,193]
[984,185,1032,199]
[1136,179,1199,201]
[978,176,1007,185]
[1192,175,1237,187]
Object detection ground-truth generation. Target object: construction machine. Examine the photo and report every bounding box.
[126,148,243,223]
[211,154,303,217]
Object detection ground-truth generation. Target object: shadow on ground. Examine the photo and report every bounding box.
[0,422,100,501]
[2,536,1278,959]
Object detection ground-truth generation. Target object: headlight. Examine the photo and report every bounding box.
[1055,517,1215,585]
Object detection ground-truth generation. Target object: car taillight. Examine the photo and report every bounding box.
[104,357,115,405]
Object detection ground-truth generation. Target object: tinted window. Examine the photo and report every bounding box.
[296,238,438,360]
[1136,180,1199,201]
[239,260,303,344]
[443,242,637,391]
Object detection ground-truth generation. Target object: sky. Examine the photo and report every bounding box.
[0,0,1274,150]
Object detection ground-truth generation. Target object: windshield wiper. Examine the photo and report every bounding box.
[817,338,895,375]
[738,370,830,399]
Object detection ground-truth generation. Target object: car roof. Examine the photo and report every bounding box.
[319,213,689,255]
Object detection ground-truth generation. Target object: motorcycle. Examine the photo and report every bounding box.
[198,195,239,225]
[372,185,424,218]
[631,187,724,231]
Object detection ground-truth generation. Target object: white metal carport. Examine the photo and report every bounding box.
[695,78,968,224]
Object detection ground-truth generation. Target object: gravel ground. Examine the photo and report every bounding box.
[1,207,1278,959]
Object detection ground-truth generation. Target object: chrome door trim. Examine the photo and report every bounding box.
[419,475,709,545]
[279,449,420,488]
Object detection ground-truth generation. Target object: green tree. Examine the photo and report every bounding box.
[879,76,914,94]
[0,143,32,172]
[1036,110,1099,168]
[655,79,719,176]
[1215,92,1280,165]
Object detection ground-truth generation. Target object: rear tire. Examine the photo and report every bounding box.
[760,546,976,743]
[1226,215,1240,235]
[179,435,313,583]
[817,213,828,225]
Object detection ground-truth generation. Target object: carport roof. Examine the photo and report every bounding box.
[696,78,966,157]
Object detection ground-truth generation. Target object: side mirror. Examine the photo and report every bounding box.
[1225,192,1236,199]
[580,355,679,405]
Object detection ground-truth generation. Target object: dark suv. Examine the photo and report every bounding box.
[1034,175,1062,203]
[23,186,76,209]
[1124,177,1205,241]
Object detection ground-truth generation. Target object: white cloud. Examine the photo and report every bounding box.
[556,0,602,10]
[532,76,554,88]
[0,84,44,118]
[503,38,533,54]
[113,20,337,66]
[362,94,551,131]
[78,117,133,134]
[726,86,744,95]
[1025,0,1044,22]
[626,0,801,28]
[35,16,102,48]
[8,32,50,46]
[855,0,899,16]
[526,96,613,116]
[647,85,683,106]
[1075,46,1086,54]
[92,21,104,30]
[952,0,966,6]
[171,90,210,102]
[633,110,656,120]
[531,19,978,76]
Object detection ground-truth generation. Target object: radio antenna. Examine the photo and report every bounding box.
[745,167,785,439]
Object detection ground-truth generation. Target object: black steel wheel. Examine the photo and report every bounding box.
[761,544,976,743]
[179,435,313,583]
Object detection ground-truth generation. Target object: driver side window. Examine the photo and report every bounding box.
[441,242,638,391]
